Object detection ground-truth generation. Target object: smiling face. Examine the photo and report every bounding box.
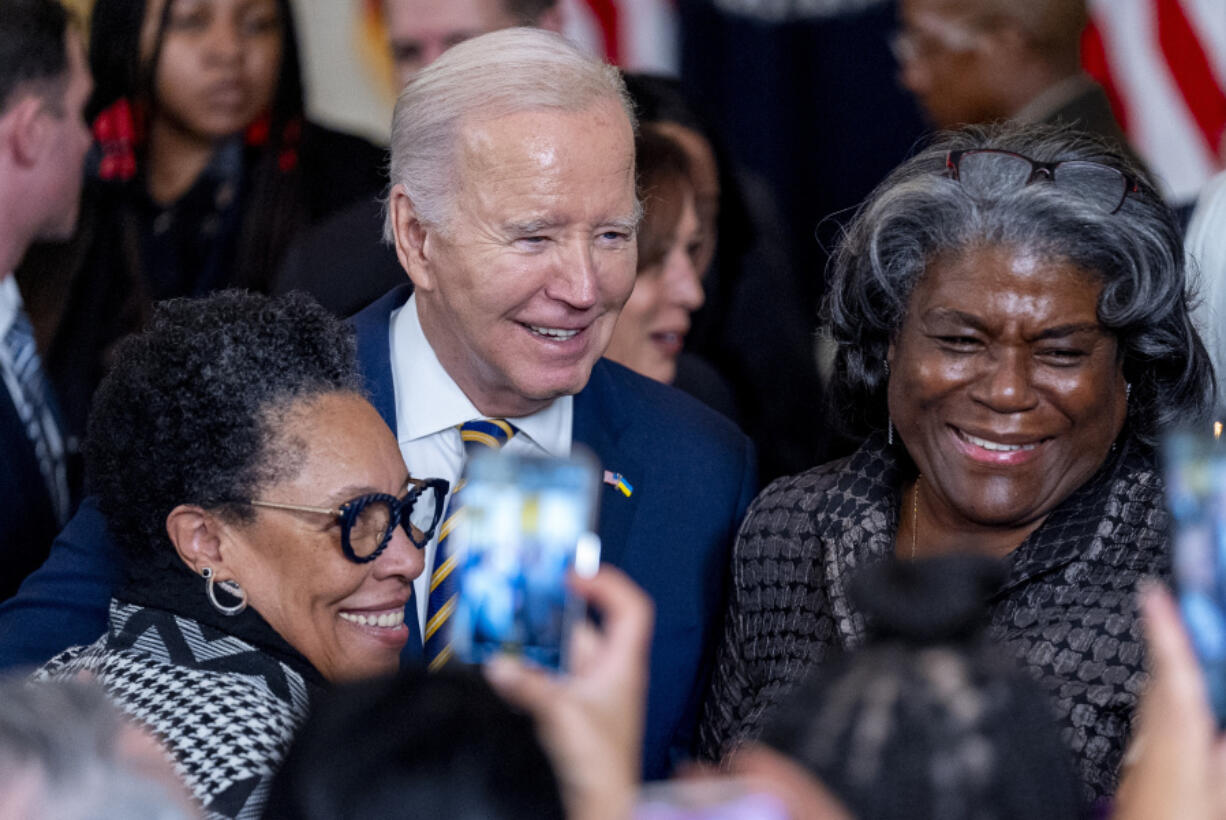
[142,0,283,144]
[604,190,705,383]
[887,244,1127,533]
[403,100,639,417]
[219,392,423,682]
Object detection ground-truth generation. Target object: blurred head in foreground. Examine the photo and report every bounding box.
[0,677,195,819]
[264,666,564,819]
[733,556,1084,820]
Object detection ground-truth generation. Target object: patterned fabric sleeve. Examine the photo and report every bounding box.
[696,491,763,762]
[696,465,843,762]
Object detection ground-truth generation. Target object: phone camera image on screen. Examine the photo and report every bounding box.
[450,450,601,670]
[1164,430,1226,725]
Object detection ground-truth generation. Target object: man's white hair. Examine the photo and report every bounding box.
[383,26,635,241]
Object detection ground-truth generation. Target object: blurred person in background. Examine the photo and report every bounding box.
[1184,169,1226,410]
[623,73,828,481]
[273,0,561,317]
[0,677,196,819]
[16,0,386,452]
[603,123,737,420]
[893,0,1135,161]
[35,291,442,819]
[0,0,91,600]
[700,122,1212,804]
[385,0,562,87]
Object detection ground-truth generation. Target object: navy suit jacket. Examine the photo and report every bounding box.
[0,389,60,601]
[0,285,756,777]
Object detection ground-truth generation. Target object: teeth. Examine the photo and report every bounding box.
[526,325,579,340]
[340,610,405,628]
[962,432,1039,452]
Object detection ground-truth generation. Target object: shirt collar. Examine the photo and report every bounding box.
[1012,73,1097,124]
[0,276,21,341]
[390,293,571,456]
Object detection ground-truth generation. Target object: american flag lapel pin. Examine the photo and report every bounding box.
[603,470,634,498]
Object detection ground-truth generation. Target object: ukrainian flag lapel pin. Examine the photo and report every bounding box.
[602,470,634,498]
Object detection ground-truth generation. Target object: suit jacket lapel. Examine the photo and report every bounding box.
[573,360,641,570]
[351,284,412,436]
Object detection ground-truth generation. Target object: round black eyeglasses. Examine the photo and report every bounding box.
[249,477,450,564]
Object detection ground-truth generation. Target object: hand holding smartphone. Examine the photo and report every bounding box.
[450,449,602,671]
[1163,431,1226,725]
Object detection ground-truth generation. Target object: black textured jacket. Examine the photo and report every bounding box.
[698,432,1169,803]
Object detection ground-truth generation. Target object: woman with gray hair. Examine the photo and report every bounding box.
[698,122,1213,804]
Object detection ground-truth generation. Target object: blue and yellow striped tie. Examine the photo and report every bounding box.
[424,418,516,670]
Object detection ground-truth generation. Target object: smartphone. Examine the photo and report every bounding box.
[449,449,602,671]
[634,779,789,820]
[1163,430,1226,724]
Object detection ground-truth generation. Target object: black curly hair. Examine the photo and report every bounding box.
[85,290,362,561]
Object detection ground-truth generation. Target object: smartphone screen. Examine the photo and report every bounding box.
[450,449,601,671]
[1163,430,1226,724]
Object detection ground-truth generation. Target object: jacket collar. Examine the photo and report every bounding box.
[822,432,1154,648]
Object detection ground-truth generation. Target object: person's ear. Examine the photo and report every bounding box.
[389,183,437,292]
[166,504,235,581]
[5,95,50,169]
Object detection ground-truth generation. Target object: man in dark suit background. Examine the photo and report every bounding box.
[0,26,755,780]
[893,0,1134,154]
[0,0,92,600]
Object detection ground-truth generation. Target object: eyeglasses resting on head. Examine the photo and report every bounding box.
[945,148,1139,214]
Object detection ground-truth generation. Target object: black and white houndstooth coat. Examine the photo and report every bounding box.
[37,599,317,819]
[697,432,1169,804]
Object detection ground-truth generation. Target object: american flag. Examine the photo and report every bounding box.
[560,0,680,74]
[1084,0,1226,203]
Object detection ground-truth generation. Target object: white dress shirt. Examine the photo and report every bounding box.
[388,293,573,633]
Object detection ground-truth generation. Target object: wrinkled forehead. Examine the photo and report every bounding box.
[453,99,635,180]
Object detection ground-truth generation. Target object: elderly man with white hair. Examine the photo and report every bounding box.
[0,28,756,780]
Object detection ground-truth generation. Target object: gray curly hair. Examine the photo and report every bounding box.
[824,122,1213,446]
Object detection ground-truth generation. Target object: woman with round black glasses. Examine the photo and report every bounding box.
[33,290,446,819]
[699,123,1213,806]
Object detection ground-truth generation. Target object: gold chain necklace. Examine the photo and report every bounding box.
[910,475,922,560]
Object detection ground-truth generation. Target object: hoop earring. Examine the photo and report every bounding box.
[202,567,247,616]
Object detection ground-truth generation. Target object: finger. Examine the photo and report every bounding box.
[567,619,602,676]
[483,654,561,716]
[1139,583,1210,710]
